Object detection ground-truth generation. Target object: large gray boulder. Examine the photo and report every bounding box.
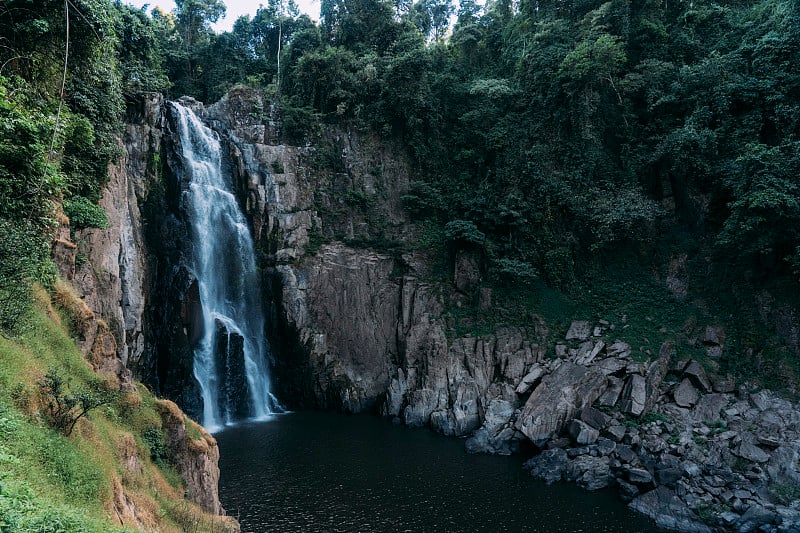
[629,487,712,533]
[568,419,600,445]
[515,361,607,447]
[565,320,592,341]
[683,360,712,393]
[565,455,613,491]
[674,378,699,408]
[620,374,647,416]
[692,393,729,424]
[524,448,569,484]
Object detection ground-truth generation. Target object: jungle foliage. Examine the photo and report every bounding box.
[1,0,799,366]
[162,0,800,292]
[160,0,800,386]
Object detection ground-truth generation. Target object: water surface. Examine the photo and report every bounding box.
[217,412,663,532]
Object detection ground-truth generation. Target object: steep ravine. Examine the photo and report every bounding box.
[80,90,800,532]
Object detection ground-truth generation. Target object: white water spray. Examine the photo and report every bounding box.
[171,102,278,431]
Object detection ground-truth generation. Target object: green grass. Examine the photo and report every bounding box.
[0,401,122,532]
[0,286,232,533]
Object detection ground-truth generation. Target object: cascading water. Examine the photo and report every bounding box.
[171,102,280,431]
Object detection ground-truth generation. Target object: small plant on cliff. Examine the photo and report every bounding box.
[63,196,109,231]
[142,427,171,467]
[38,368,114,436]
[0,219,57,333]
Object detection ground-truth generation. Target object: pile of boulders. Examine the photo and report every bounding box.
[513,321,800,533]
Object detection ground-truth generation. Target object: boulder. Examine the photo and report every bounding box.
[629,487,713,533]
[566,455,613,491]
[597,357,628,376]
[524,448,569,484]
[617,480,640,502]
[483,398,516,432]
[465,426,519,456]
[683,360,712,393]
[580,406,611,430]
[692,393,728,424]
[620,374,647,417]
[616,445,637,465]
[655,466,683,488]
[565,320,592,341]
[607,341,632,358]
[750,390,775,411]
[766,445,800,486]
[736,505,776,533]
[515,361,608,447]
[603,424,626,443]
[576,340,605,366]
[568,419,600,445]
[597,376,624,407]
[596,437,617,455]
[515,364,546,395]
[626,467,655,488]
[703,325,725,347]
[674,378,699,408]
[733,440,771,464]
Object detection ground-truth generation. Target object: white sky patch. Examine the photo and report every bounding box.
[125,0,320,32]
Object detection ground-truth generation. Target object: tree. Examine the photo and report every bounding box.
[38,368,115,436]
[166,0,226,98]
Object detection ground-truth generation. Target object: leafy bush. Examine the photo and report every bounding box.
[62,196,109,230]
[142,427,171,467]
[0,219,57,332]
[37,368,115,437]
[142,428,172,467]
[444,220,488,249]
[491,258,539,284]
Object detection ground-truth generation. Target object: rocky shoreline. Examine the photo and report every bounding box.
[516,321,800,533]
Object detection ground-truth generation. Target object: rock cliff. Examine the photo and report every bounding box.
[64,88,799,532]
[52,94,232,525]
[202,88,800,532]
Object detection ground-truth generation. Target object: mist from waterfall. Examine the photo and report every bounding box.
[171,102,279,431]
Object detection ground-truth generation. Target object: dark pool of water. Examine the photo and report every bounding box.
[216,412,664,532]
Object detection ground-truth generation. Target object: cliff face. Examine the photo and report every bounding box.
[205,89,547,447]
[52,94,230,523]
[204,89,800,532]
[58,88,800,532]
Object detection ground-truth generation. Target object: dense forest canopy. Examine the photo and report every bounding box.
[1,0,799,379]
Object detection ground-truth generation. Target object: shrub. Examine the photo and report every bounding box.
[62,197,109,230]
[37,368,114,436]
[0,219,57,332]
[142,427,171,467]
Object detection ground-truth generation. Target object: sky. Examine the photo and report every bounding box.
[126,0,320,32]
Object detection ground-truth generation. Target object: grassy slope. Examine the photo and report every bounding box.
[0,287,227,533]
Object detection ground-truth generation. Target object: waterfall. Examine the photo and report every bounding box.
[171,102,279,431]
